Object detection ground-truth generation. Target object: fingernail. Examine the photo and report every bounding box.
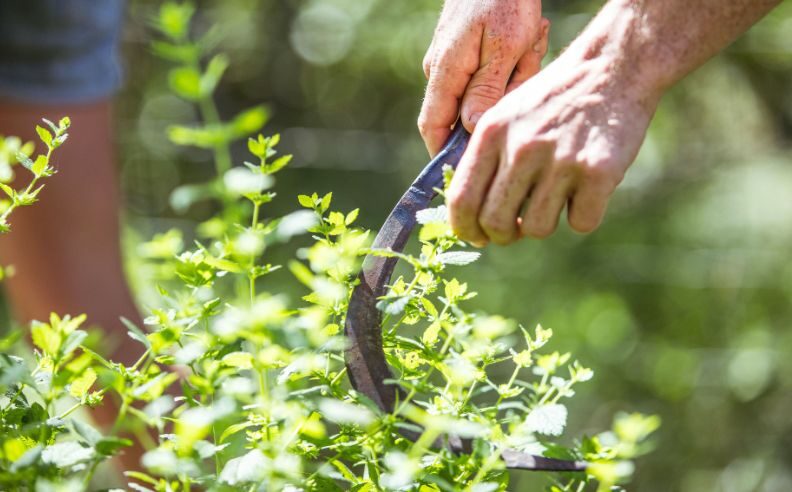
[470,113,482,125]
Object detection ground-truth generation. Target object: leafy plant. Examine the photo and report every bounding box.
[0,3,658,492]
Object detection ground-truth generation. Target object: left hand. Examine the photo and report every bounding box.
[418,0,549,156]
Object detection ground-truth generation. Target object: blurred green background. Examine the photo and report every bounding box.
[116,1,792,490]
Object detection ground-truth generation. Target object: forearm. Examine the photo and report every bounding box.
[567,0,781,98]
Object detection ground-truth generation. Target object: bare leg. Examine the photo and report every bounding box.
[0,100,144,459]
[0,99,142,365]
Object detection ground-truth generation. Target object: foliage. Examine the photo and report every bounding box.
[0,3,659,491]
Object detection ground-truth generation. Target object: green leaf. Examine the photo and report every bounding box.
[31,155,48,176]
[231,105,269,137]
[36,126,52,147]
[222,351,253,369]
[419,222,452,242]
[168,66,203,100]
[42,118,59,133]
[265,154,292,174]
[124,471,159,486]
[376,295,410,315]
[156,2,195,40]
[298,194,314,208]
[420,298,438,318]
[422,321,442,347]
[61,329,87,357]
[41,441,94,469]
[69,367,97,399]
[289,260,314,287]
[203,255,244,273]
[0,182,15,199]
[320,192,332,213]
[436,251,481,266]
[151,40,200,63]
[201,54,229,95]
[73,419,103,445]
[95,437,133,456]
[31,322,60,355]
[444,279,467,304]
[248,136,265,157]
[345,208,359,225]
[168,124,227,148]
[121,317,152,349]
[218,421,256,444]
[219,449,268,485]
[15,152,33,171]
[524,403,568,436]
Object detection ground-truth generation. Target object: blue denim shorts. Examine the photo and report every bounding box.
[0,1,125,103]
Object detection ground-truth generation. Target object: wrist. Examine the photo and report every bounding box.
[562,0,667,110]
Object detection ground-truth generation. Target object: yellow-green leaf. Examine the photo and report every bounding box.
[422,321,442,347]
[69,368,97,399]
[31,322,60,355]
[222,352,253,369]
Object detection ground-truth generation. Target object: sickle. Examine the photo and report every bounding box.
[343,125,586,472]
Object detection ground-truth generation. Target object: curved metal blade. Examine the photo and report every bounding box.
[344,125,586,472]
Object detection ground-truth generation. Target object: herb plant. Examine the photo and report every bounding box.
[0,3,658,491]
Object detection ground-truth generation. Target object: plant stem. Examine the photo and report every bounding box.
[198,97,232,177]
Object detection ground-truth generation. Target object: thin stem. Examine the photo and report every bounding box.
[0,172,42,224]
[198,96,232,177]
[251,202,260,229]
[493,365,521,413]
[248,201,261,304]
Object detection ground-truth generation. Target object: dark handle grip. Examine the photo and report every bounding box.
[411,125,471,197]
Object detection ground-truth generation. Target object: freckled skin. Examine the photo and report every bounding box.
[422,0,781,246]
[419,0,548,156]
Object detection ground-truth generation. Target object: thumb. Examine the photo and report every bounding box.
[459,57,512,132]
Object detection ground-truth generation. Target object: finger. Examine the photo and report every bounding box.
[459,30,523,132]
[478,144,551,245]
[418,37,481,156]
[506,18,550,93]
[520,162,577,239]
[447,122,503,247]
[567,178,614,234]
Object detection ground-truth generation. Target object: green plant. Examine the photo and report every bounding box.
[0,3,658,491]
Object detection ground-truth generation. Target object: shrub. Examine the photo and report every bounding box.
[0,3,658,491]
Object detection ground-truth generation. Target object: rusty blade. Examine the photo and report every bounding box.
[344,125,586,472]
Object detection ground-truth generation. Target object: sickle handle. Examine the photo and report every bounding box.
[412,124,471,197]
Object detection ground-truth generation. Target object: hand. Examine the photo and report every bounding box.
[446,50,662,246]
[419,0,549,156]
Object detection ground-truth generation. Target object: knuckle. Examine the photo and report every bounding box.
[416,113,431,136]
[568,213,599,234]
[509,139,554,167]
[476,116,506,142]
[466,80,505,104]
[582,162,622,190]
[551,158,581,178]
[447,190,474,217]
[422,57,432,78]
[479,211,513,240]
[433,47,477,77]
[522,219,556,239]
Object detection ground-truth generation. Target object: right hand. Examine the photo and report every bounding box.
[445,45,661,246]
[418,0,549,156]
